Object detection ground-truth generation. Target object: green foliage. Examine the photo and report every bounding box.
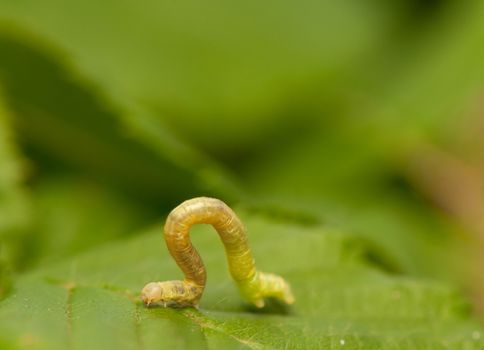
[0,96,27,233]
[0,216,482,349]
[0,0,483,348]
[0,0,391,156]
[0,94,30,278]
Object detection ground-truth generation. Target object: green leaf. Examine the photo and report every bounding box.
[20,176,158,269]
[0,1,482,348]
[0,91,30,283]
[0,29,241,269]
[0,28,241,208]
[0,213,481,349]
[0,0,396,158]
[0,93,28,235]
[241,1,484,281]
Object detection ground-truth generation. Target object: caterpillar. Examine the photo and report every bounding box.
[141,197,294,308]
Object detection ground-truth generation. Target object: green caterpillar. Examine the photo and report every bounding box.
[141,197,294,308]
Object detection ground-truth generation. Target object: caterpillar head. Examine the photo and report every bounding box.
[141,281,201,308]
[141,282,165,306]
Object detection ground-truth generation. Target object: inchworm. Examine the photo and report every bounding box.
[141,197,294,308]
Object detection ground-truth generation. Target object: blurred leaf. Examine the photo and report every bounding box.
[0,30,243,268]
[0,91,30,287]
[0,263,10,301]
[0,214,482,349]
[0,28,241,209]
[0,92,28,235]
[0,0,396,158]
[20,177,158,270]
[242,0,484,281]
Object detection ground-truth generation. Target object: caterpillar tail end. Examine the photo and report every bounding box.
[254,299,265,308]
[281,282,295,305]
[250,284,295,308]
[246,272,295,308]
[275,278,295,306]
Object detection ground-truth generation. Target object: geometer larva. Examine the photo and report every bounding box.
[141,197,294,308]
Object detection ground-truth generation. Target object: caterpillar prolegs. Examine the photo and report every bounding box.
[141,197,294,308]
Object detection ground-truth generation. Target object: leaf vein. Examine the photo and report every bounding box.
[182,311,265,350]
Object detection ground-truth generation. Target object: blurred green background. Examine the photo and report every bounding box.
[0,0,483,348]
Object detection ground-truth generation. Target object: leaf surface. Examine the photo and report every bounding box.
[0,214,482,349]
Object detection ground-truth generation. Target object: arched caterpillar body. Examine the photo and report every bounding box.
[141,197,294,308]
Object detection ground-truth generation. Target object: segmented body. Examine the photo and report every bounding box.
[141,197,294,308]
